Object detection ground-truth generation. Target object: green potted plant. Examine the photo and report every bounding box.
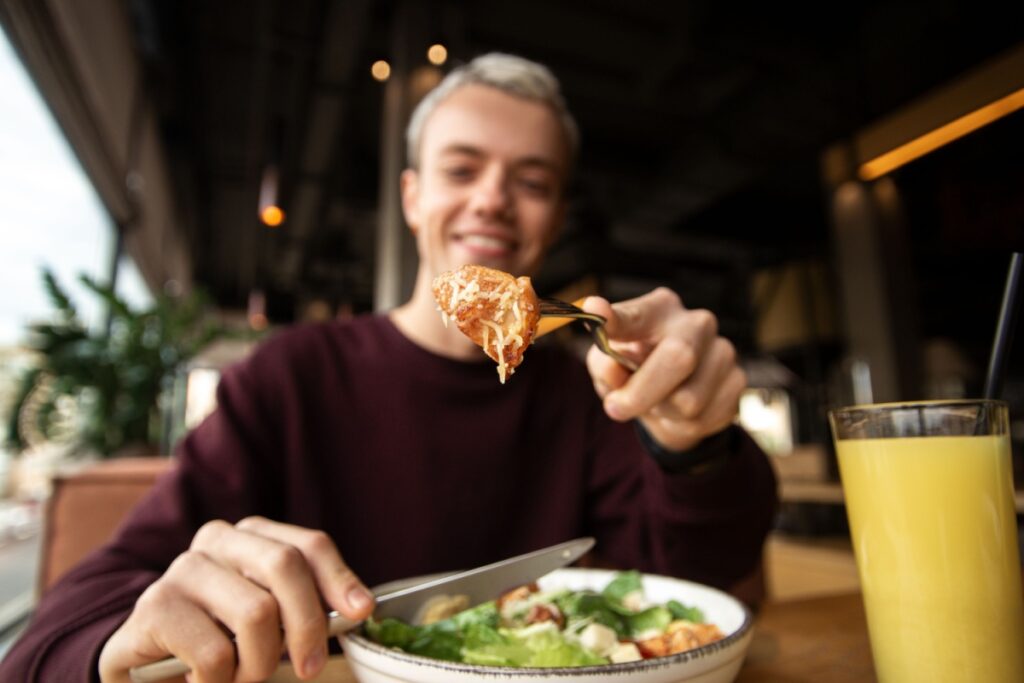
[4,268,235,458]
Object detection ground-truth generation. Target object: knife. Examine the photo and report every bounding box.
[129,536,594,682]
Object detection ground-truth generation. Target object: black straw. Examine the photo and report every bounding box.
[983,252,1023,400]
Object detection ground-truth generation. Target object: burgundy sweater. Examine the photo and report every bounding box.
[1,315,777,681]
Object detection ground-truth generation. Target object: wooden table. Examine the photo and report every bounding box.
[736,592,874,682]
[269,592,876,682]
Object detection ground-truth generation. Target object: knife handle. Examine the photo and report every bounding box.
[128,612,362,682]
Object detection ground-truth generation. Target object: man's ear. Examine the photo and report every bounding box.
[400,168,420,234]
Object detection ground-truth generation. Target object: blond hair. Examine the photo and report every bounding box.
[405,52,579,169]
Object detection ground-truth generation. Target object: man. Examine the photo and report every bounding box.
[1,53,776,682]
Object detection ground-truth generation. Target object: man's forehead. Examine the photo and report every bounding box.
[436,143,558,169]
[419,84,568,166]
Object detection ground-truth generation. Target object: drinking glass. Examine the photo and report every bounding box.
[830,400,1024,682]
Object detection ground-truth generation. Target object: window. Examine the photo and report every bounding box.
[0,26,150,350]
[0,27,153,467]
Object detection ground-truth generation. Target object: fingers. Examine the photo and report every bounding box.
[100,520,365,683]
[662,338,738,421]
[190,520,331,678]
[586,343,632,399]
[100,591,235,683]
[595,311,718,421]
[583,288,680,341]
[232,517,375,621]
[99,554,281,683]
[641,364,747,451]
[164,551,284,681]
[604,326,713,418]
[584,288,746,452]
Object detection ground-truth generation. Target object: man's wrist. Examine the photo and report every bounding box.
[634,422,735,474]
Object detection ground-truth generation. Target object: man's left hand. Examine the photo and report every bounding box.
[583,288,747,452]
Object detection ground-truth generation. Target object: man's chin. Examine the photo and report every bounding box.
[447,254,521,275]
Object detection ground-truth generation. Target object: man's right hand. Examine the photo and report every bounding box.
[98,517,374,682]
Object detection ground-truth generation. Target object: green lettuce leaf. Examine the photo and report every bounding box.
[667,599,706,623]
[363,570,709,668]
[555,591,627,638]
[364,617,417,648]
[452,600,500,629]
[601,570,643,603]
[627,605,672,636]
[407,630,464,662]
[516,625,608,667]
[461,624,533,666]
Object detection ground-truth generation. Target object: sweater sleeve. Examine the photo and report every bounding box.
[0,353,284,682]
[644,426,779,587]
[585,414,778,592]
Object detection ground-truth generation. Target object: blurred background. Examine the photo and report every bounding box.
[0,0,1022,650]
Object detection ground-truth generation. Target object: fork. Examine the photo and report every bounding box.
[537,298,639,371]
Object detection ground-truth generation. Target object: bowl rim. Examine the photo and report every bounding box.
[342,568,754,676]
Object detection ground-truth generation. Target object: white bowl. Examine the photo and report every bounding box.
[340,567,754,683]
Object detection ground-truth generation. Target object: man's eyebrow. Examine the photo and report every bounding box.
[437,145,561,172]
[516,156,561,173]
[438,144,484,158]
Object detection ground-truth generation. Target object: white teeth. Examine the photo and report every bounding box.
[461,234,510,250]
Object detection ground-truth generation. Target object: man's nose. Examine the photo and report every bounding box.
[469,167,514,220]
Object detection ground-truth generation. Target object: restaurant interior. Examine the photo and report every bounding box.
[0,0,1023,677]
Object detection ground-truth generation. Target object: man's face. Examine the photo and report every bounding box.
[401,84,569,279]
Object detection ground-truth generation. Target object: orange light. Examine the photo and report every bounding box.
[427,44,447,66]
[371,60,391,82]
[858,86,1024,180]
[260,205,285,227]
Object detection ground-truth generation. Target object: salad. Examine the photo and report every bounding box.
[363,570,724,667]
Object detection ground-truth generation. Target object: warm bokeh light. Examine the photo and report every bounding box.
[247,289,268,330]
[371,60,391,82]
[260,205,285,227]
[427,44,448,66]
[410,65,443,100]
[859,86,1024,180]
[248,312,269,331]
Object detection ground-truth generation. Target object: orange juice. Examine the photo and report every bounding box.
[837,434,1024,682]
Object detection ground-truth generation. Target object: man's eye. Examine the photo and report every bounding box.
[519,178,553,196]
[443,167,475,181]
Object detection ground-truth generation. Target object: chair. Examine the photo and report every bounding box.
[38,457,174,592]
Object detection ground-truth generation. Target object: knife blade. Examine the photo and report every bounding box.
[129,537,594,682]
[361,536,593,623]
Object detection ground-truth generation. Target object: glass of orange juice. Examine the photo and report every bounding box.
[830,400,1024,682]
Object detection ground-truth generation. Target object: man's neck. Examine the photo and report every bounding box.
[389,276,484,361]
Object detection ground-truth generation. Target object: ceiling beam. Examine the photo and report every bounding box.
[854,41,1024,177]
[287,0,370,251]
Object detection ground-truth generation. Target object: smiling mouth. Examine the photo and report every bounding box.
[457,234,516,252]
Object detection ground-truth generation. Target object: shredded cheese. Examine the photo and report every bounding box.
[480,319,507,382]
[432,265,541,383]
